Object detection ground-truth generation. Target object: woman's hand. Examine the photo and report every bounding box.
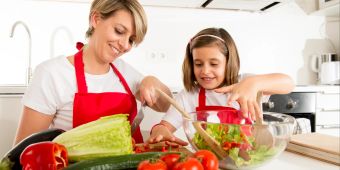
[214,76,261,121]
[147,121,188,146]
[137,76,172,112]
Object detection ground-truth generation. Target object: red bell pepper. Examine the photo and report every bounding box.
[20,141,68,170]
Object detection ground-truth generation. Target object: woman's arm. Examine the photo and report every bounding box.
[135,76,172,112]
[14,106,54,145]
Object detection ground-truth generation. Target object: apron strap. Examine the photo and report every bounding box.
[111,64,134,96]
[198,87,205,107]
[74,42,88,93]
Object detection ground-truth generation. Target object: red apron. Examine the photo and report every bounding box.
[195,87,252,124]
[72,43,143,143]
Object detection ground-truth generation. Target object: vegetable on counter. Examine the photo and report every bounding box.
[52,114,133,162]
[0,128,65,170]
[65,152,170,170]
[20,141,68,170]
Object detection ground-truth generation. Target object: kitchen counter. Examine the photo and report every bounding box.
[293,85,340,93]
[142,130,339,170]
[260,151,339,170]
[0,85,26,94]
[184,146,339,170]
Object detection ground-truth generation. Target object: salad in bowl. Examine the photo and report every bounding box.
[183,109,296,169]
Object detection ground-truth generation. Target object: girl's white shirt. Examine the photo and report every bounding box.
[162,74,269,130]
[22,55,144,130]
[162,88,240,129]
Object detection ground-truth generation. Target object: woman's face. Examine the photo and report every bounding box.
[192,46,226,90]
[91,9,136,63]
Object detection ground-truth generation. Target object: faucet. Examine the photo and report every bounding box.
[9,21,32,85]
[50,26,74,58]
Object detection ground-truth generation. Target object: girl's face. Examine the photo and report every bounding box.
[192,46,226,90]
[91,9,136,63]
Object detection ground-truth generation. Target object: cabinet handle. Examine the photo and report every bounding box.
[319,125,340,129]
[320,91,340,95]
[0,94,24,97]
[320,108,340,112]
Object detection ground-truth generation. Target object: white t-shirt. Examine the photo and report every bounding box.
[163,88,241,129]
[22,56,144,130]
[163,74,269,129]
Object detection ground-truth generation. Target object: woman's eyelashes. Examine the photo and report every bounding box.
[114,27,135,46]
[115,27,124,35]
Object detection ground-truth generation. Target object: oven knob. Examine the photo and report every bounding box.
[287,100,297,109]
[263,101,275,109]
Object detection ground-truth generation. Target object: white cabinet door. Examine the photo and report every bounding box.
[315,90,340,137]
[0,95,23,157]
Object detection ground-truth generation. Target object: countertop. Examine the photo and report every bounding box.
[259,151,339,170]
[293,85,339,93]
[142,130,340,170]
[184,146,339,170]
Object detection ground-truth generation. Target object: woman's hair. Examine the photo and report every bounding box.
[86,0,147,46]
[182,27,240,92]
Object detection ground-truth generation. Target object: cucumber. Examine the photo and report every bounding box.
[0,128,65,170]
[65,152,170,170]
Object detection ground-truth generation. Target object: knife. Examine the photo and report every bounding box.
[131,106,145,134]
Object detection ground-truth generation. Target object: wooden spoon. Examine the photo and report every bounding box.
[253,92,274,148]
[155,88,227,159]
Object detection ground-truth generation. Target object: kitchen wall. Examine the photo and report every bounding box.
[0,1,338,88]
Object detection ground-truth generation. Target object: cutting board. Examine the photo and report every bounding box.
[135,142,193,156]
[286,133,340,165]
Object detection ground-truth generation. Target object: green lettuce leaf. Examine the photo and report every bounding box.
[53,114,133,162]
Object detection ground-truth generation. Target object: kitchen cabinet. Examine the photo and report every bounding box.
[295,0,339,17]
[292,85,339,136]
[315,88,340,136]
[0,94,24,157]
[311,3,340,17]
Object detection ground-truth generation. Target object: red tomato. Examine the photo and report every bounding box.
[240,125,252,136]
[160,153,181,169]
[194,150,219,170]
[137,159,167,170]
[173,157,204,170]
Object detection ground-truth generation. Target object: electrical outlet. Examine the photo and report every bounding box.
[146,51,169,62]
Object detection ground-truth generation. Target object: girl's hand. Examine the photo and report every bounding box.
[214,77,262,121]
[147,123,188,146]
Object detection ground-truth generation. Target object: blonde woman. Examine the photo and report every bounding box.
[15,0,171,144]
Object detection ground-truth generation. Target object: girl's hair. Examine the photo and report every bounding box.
[86,0,147,46]
[182,27,240,92]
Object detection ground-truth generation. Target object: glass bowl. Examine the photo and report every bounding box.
[183,110,296,170]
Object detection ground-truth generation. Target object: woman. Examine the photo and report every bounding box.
[15,0,171,144]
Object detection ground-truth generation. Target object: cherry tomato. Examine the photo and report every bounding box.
[160,153,181,169]
[240,125,252,136]
[194,150,219,170]
[173,157,204,170]
[137,159,167,170]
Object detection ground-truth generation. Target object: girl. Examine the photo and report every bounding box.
[15,0,171,144]
[148,27,294,146]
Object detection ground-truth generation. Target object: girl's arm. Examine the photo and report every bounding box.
[215,73,295,120]
[136,76,172,112]
[14,106,54,145]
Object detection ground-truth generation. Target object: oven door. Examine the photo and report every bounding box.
[262,92,317,132]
